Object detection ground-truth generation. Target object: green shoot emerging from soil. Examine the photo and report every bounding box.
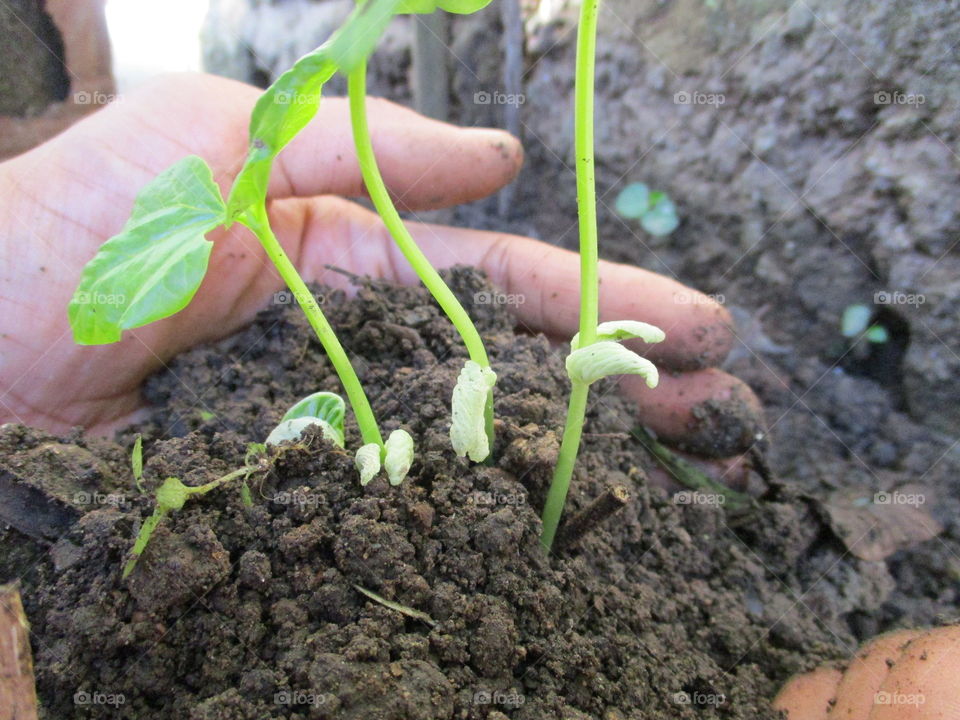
[123,465,261,578]
[346,0,496,461]
[539,0,665,552]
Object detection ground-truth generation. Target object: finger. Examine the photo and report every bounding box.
[289,197,734,370]
[68,73,523,212]
[274,95,524,211]
[618,369,765,458]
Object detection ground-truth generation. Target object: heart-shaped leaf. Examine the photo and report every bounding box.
[68,156,225,345]
[266,391,347,448]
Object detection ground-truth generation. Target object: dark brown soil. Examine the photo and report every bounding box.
[0,269,937,719]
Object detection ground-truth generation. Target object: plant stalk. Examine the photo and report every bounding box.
[347,59,495,451]
[541,0,602,552]
[540,380,589,550]
[244,206,384,448]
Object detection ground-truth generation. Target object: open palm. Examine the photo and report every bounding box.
[0,73,757,465]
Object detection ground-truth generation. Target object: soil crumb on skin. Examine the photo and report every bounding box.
[0,269,886,719]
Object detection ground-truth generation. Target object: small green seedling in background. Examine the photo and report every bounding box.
[841,303,889,344]
[614,182,679,237]
[540,1,665,552]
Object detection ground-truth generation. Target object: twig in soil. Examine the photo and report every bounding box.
[0,583,40,720]
[631,426,754,512]
[353,585,437,628]
[555,484,631,550]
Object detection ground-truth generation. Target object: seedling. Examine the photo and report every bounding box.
[614,181,679,237]
[540,0,665,552]
[841,303,889,344]
[123,464,262,578]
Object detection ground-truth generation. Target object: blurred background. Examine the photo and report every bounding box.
[1,0,959,630]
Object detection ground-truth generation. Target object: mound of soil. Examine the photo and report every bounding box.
[0,269,912,719]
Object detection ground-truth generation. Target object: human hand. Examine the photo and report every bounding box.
[0,73,761,477]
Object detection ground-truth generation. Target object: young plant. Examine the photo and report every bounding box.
[539,0,665,552]
[68,0,422,485]
[345,0,496,463]
[123,464,261,578]
[266,391,414,486]
[614,181,679,237]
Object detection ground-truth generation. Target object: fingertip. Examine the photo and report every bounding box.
[624,368,765,459]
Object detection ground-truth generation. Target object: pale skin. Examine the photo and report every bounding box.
[0,73,760,475]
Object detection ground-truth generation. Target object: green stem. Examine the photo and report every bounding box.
[347,59,494,448]
[244,205,384,449]
[541,0,602,552]
[540,381,589,551]
[574,0,601,345]
[189,466,257,495]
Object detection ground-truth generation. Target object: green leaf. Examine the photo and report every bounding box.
[841,303,872,338]
[614,182,650,219]
[449,360,497,462]
[327,0,406,72]
[226,50,336,221]
[281,391,346,430]
[641,194,679,236]
[566,341,660,388]
[571,320,666,350]
[866,324,890,343]
[384,429,415,485]
[68,156,225,344]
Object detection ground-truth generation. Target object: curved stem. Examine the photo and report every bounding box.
[348,59,494,450]
[541,0,602,552]
[244,205,384,449]
[189,465,257,495]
